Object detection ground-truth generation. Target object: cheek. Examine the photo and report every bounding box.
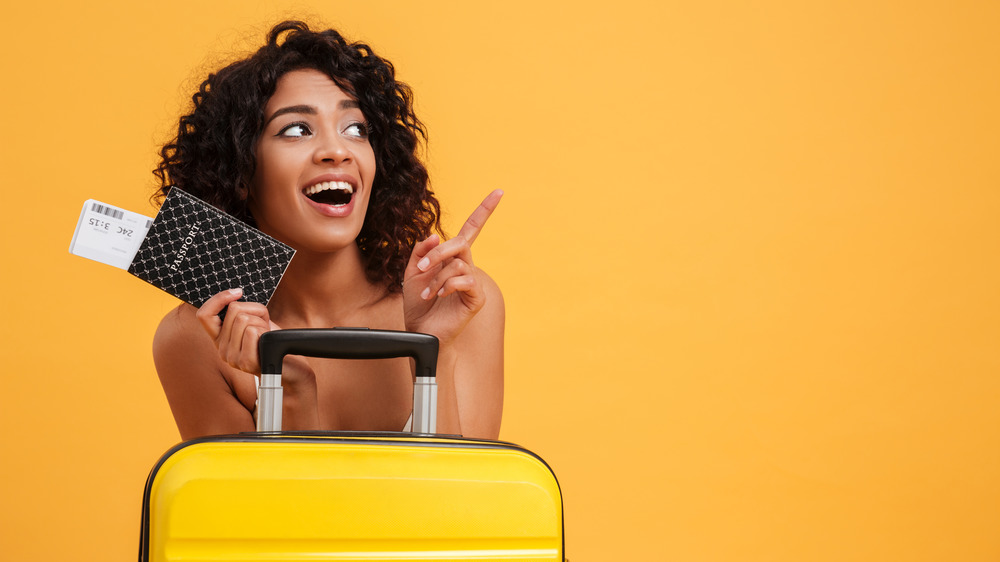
[247,165,283,224]
[249,152,287,203]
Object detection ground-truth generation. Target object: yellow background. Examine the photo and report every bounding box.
[2,1,998,560]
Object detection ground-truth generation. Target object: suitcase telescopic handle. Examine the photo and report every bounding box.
[255,328,439,434]
[258,328,439,377]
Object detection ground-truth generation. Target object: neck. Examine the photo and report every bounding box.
[265,242,390,328]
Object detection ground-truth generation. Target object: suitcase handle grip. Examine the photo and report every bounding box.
[255,328,439,433]
[258,328,439,378]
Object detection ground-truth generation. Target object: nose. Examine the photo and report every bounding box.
[313,131,352,165]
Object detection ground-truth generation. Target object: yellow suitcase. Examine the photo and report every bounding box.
[139,329,564,562]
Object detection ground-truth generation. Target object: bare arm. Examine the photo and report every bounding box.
[154,294,320,440]
[403,191,506,438]
[450,270,504,439]
[153,305,256,440]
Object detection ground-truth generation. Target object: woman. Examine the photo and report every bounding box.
[152,20,504,441]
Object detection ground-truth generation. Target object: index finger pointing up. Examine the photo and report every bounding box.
[457,189,504,245]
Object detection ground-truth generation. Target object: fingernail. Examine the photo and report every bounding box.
[438,288,445,297]
[420,287,431,300]
[417,257,430,271]
[229,288,243,296]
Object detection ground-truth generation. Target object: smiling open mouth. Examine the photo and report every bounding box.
[305,181,354,206]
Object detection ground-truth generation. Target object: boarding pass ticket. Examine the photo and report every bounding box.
[69,190,295,309]
[69,200,153,270]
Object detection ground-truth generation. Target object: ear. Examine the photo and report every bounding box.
[238,180,251,201]
[240,182,260,225]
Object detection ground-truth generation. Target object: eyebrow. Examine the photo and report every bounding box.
[263,100,361,127]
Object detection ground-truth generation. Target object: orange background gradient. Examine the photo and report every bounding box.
[2,1,999,560]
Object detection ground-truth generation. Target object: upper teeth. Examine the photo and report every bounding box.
[305,181,353,195]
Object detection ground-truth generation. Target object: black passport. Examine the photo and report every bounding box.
[127,188,295,308]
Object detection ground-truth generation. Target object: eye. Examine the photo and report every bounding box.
[343,121,369,139]
[277,122,312,137]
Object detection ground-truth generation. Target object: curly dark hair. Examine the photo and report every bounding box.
[153,20,442,291]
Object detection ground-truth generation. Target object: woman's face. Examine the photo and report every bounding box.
[249,68,376,253]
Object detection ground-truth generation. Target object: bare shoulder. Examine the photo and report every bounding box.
[477,267,503,301]
[153,304,230,376]
[152,303,229,396]
[451,267,504,359]
[153,304,207,358]
[466,268,505,339]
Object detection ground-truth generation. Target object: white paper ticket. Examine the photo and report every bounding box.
[69,200,153,270]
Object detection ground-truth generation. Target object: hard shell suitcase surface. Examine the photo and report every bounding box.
[139,328,564,562]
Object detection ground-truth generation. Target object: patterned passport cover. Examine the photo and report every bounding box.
[127,188,295,308]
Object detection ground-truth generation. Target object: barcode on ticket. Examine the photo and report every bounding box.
[91,202,125,220]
